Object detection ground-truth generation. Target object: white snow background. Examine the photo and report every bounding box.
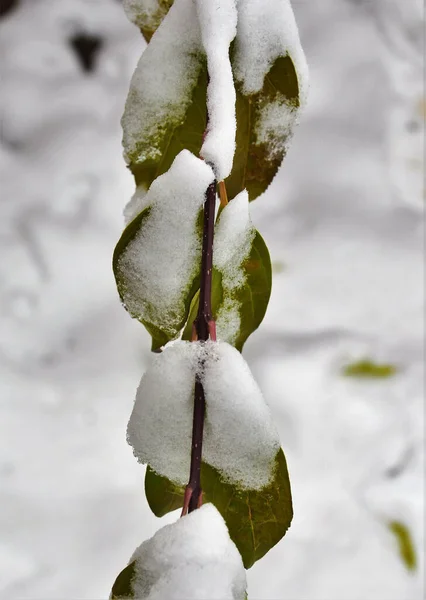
[0,0,424,599]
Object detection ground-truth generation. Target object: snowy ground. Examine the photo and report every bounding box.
[0,1,424,599]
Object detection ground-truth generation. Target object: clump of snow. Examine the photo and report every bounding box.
[122,0,203,165]
[233,0,309,103]
[127,340,280,489]
[201,341,280,487]
[123,184,149,224]
[115,151,214,337]
[196,0,237,181]
[214,190,255,290]
[255,96,298,159]
[128,504,247,600]
[215,297,241,346]
[213,191,255,344]
[123,0,171,33]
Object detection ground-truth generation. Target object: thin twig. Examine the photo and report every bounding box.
[182,179,217,515]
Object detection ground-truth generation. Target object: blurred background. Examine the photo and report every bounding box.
[0,0,424,598]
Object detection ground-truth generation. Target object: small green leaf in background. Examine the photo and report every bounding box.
[388,521,417,571]
[110,560,136,599]
[342,359,397,378]
[145,448,293,569]
[225,54,300,202]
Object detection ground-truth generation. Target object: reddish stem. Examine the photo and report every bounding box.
[182,179,217,515]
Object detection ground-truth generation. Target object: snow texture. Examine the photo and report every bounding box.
[122,0,202,166]
[233,0,309,101]
[196,0,237,181]
[123,0,170,33]
[215,297,241,346]
[213,190,255,344]
[129,503,247,600]
[123,184,149,224]
[255,98,298,160]
[115,150,214,337]
[0,0,423,599]
[127,340,280,489]
[214,190,254,290]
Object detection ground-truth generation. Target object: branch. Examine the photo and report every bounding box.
[182,179,217,515]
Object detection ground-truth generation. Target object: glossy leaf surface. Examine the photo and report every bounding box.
[226,55,300,201]
[145,448,293,568]
[110,560,136,599]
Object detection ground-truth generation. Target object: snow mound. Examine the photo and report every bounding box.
[127,340,280,489]
[214,190,255,290]
[196,0,237,180]
[233,0,309,101]
[129,503,247,600]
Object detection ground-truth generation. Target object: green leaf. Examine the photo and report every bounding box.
[125,50,301,203]
[182,230,271,352]
[113,205,202,351]
[110,560,136,599]
[126,63,208,193]
[139,1,175,43]
[388,521,417,571]
[145,448,293,569]
[342,360,397,379]
[225,54,300,202]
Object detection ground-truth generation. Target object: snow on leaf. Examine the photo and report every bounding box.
[123,0,174,42]
[196,0,238,180]
[226,54,304,202]
[113,151,214,350]
[226,0,308,200]
[121,0,206,195]
[123,0,308,205]
[145,449,293,569]
[110,560,136,599]
[127,340,280,489]
[182,192,272,350]
[110,504,247,599]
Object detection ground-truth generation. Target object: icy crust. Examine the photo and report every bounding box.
[128,504,247,600]
[233,0,309,101]
[115,151,214,337]
[213,191,255,344]
[196,0,238,180]
[122,0,202,165]
[127,340,280,489]
[123,0,172,33]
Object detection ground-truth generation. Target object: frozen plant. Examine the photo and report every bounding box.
[111,0,308,597]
